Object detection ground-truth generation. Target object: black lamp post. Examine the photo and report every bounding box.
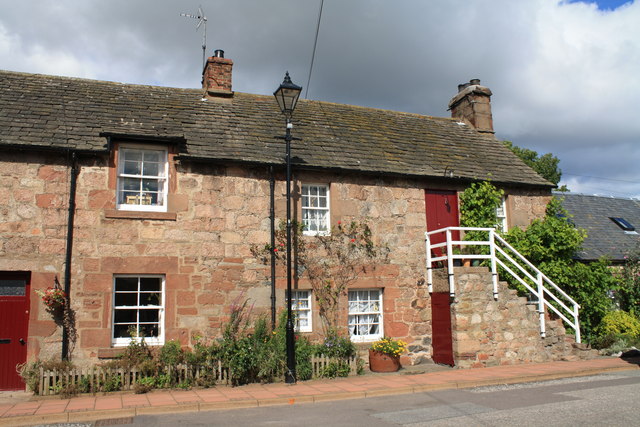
[274,72,302,384]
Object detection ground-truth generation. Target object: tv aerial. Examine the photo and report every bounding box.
[181,5,208,69]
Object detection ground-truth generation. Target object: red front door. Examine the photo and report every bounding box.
[431,292,455,366]
[425,189,460,257]
[425,190,458,366]
[0,272,30,390]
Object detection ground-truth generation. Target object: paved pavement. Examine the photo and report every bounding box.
[1,356,638,426]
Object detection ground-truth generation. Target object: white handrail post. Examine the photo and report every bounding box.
[425,232,433,293]
[537,272,546,338]
[446,228,455,298]
[574,303,581,343]
[489,229,498,300]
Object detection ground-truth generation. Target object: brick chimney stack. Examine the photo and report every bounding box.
[202,49,233,98]
[448,79,494,134]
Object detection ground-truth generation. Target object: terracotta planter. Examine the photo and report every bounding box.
[368,349,401,372]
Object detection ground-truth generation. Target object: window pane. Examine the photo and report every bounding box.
[114,324,133,338]
[115,292,138,306]
[142,179,159,192]
[140,292,160,306]
[140,192,158,205]
[140,324,159,338]
[122,178,140,192]
[319,186,326,197]
[140,277,161,292]
[143,151,161,163]
[302,196,309,208]
[123,160,141,175]
[123,150,142,161]
[139,309,159,323]
[0,279,26,296]
[115,277,138,292]
[114,309,137,323]
[143,162,160,176]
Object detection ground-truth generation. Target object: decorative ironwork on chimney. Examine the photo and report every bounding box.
[202,49,233,99]
[448,79,494,134]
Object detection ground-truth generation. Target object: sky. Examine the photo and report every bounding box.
[0,0,638,198]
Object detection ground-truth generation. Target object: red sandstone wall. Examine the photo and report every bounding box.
[0,150,551,365]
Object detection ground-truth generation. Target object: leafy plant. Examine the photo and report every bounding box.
[504,196,619,340]
[134,376,155,394]
[318,361,351,378]
[370,337,407,357]
[459,181,504,255]
[618,245,640,316]
[596,310,640,337]
[34,287,66,313]
[316,332,357,359]
[252,219,388,336]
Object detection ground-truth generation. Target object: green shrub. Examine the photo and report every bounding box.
[318,361,351,378]
[316,332,356,359]
[134,376,155,394]
[597,310,640,337]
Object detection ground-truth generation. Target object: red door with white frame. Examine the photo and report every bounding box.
[425,190,458,366]
[0,272,30,390]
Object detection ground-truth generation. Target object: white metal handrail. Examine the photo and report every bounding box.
[425,227,581,343]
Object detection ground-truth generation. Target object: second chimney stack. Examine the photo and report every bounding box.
[202,49,233,98]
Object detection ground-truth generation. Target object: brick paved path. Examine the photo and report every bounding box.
[1,357,638,426]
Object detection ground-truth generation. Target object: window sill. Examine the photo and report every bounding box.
[105,209,177,221]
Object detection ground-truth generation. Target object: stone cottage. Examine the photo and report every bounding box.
[1,50,573,389]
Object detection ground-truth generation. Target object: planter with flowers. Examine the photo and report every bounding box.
[35,287,67,316]
[368,337,407,372]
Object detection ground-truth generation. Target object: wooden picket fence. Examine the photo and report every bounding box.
[310,355,359,377]
[37,355,359,396]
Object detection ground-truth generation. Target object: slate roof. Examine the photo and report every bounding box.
[0,70,551,187]
[557,192,640,261]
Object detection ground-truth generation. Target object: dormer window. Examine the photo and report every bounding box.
[609,217,637,234]
[117,145,168,212]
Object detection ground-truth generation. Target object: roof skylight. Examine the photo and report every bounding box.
[609,217,636,232]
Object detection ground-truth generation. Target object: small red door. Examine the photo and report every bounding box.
[425,189,460,257]
[0,272,30,390]
[431,292,454,366]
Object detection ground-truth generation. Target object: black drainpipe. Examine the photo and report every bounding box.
[269,166,277,330]
[62,151,78,360]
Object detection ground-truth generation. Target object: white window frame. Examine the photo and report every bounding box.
[112,275,165,346]
[496,197,508,233]
[116,144,168,212]
[301,184,330,236]
[348,289,383,342]
[291,290,312,333]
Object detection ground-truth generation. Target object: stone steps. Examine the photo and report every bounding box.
[440,265,595,368]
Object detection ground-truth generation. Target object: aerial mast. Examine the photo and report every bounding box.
[180,5,208,70]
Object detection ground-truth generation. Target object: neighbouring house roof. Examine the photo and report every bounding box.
[557,192,640,262]
[0,70,552,188]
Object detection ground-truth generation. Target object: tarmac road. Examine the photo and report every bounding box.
[128,370,640,427]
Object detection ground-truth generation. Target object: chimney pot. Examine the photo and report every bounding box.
[470,78,481,86]
[214,49,224,58]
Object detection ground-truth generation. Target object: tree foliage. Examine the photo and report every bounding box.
[618,245,640,316]
[251,220,388,337]
[504,197,618,340]
[459,180,504,253]
[502,140,563,186]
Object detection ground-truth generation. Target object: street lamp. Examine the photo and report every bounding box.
[274,71,302,384]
